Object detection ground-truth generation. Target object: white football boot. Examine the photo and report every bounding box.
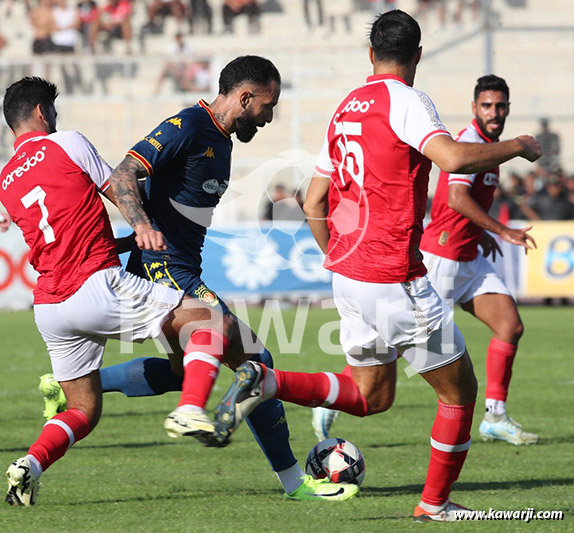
[479,412,539,445]
[5,457,40,507]
[312,407,340,442]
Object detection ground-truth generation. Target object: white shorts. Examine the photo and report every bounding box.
[34,267,184,382]
[424,252,512,305]
[332,272,466,374]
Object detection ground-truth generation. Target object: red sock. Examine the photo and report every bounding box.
[485,339,517,401]
[178,329,230,408]
[27,409,90,472]
[273,369,368,417]
[421,401,474,507]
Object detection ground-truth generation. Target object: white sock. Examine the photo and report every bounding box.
[485,399,506,416]
[174,405,205,414]
[419,499,449,514]
[26,454,42,478]
[262,368,277,400]
[275,463,305,494]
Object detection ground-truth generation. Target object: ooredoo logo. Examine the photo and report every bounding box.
[2,147,47,190]
[343,97,375,114]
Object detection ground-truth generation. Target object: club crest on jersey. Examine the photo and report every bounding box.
[202,178,219,194]
[343,97,375,114]
[483,172,499,186]
[194,285,219,307]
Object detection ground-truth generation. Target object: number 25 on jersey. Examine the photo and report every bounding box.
[334,121,364,188]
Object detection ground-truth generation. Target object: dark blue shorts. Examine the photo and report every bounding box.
[127,248,231,316]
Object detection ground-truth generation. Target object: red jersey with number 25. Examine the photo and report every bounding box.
[0,130,120,304]
[421,120,500,262]
[314,74,450,283]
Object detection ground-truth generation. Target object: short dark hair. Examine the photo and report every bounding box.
[370,10,421,65]
[474,75,509,101]
[218,55,281,95]
[3,77,58,130]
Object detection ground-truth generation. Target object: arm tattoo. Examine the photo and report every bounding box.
[110,156,151,229]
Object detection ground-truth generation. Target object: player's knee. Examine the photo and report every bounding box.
[511,320,524,343]
[67,402,102,431]
[365,389,395,415]
[492,315,524,343]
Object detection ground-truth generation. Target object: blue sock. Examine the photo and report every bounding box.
[246,348,297,472]
[100,357,182,397]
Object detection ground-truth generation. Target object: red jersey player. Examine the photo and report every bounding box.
[0,77,230,507]
[213,11,541,521]
[420,75,538,445]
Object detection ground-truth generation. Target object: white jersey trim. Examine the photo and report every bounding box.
[386,81,450,153]
[48,131,113,191]
[447,124,486,186]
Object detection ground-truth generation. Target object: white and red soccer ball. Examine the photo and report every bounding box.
[305,438,366,486]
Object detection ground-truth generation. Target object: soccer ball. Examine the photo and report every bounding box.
[305,438,366,486]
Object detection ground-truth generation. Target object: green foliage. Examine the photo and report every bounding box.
[0,307,572,531]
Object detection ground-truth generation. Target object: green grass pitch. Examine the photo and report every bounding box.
[0,306,572,532]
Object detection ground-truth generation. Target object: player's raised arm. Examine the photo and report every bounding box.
[448,183,536,251]
[424,134,541,175]
[303,173,331,254]
[109,156,166,251]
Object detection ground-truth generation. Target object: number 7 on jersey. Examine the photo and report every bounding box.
[21,186,56,244]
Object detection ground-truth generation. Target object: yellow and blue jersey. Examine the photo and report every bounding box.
[127,99,232,276]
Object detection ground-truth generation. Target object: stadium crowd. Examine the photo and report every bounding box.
[0,0,485,57]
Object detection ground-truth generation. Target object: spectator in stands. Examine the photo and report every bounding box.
[30,0,56,55]
[417,0,446,26]
[525,174,574,221]
[302,0,323,31]
[565,175,574,206]
[261,185,306,222]
[51,0,80,53]
[146,0,186,31]
[535,118,561,173]
[326,0,352,33]
[489,185,526,224]
[155,31,194,93]
[222,0,260,34]
[77,0,99,53]
[188,0,213,34]
[96,0,132,53]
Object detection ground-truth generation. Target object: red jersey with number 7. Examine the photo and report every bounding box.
[0,130,120,304]
[314,74,450,283]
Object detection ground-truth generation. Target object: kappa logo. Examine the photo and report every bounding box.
[483,172,499,186]
[2,147,46,190]
[343,97,375,114]
[166,117,182,129]
[203,146,215,158]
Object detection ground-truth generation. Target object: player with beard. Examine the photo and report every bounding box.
[420,75,539,445]
[313,75,540,446]
[39,55,358,501]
